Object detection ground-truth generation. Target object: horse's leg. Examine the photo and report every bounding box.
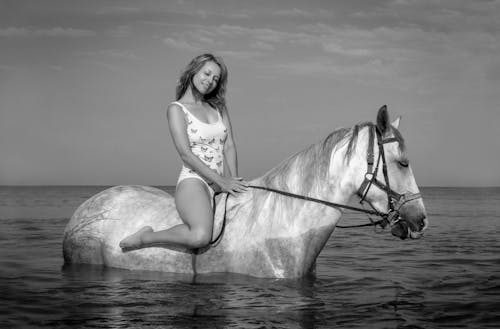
[119,179,213,251]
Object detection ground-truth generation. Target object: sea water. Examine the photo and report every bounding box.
[1,186,499,328]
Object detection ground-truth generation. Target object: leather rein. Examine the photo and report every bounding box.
[210,124,422,245]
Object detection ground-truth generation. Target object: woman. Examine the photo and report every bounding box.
[119,53,248,251]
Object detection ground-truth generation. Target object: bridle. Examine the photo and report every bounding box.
[355,124,422,236]
[210,123,422,245]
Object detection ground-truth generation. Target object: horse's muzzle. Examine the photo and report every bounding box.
[391,216,428,240]
[391,220,409,240]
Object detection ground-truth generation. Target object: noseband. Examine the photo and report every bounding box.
[356,125,422,236]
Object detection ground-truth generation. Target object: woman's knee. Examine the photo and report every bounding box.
[188,229,212,248]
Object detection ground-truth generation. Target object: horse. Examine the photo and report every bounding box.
[63,106,428,278]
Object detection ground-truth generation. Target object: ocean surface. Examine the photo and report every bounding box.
[0,186,499,328]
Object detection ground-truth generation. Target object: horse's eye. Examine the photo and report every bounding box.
[398,159,409,168]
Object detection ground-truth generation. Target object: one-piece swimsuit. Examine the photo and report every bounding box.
[172,101,227,198]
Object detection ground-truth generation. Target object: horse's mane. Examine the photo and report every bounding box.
[261,121,374,196]
[245,120,406,230]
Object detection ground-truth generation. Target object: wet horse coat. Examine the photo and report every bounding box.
[63,107,427,278]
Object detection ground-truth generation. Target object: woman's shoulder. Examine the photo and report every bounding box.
[168,100,183,107]
[167,101,186,112]
[166,101,188,121]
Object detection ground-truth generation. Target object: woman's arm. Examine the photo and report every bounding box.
[221,107,238,177]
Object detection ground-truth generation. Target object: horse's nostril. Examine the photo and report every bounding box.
[421,217,428,230]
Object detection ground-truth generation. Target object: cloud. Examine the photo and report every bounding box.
[257,19,498,93]
[161,24,272,59]
[273,8,333,18]
[37,27,96,37]
[96,6,142,15]
[297,21,500,72]
[162,27,233,51]
[186,29,217,44]
[114,4,250,21]
[273,8,315,17]
[163,37,201,51]
[299,23,429,58]
[101,49,138,59]
[274,56,388,77]
[214,24,300,43]
[49,65,64,71]
[0,27,96,37]
[156,6,499,92]
[250,40,275,51]
[355,0,500,32]
[161,24,309,53]
[0,27,27,37]
[217,50,265,60]
[107,25,133,38]
[74,49,139,61]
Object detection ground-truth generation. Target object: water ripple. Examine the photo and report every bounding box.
[1,187,500,328]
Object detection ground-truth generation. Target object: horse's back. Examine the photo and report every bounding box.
[62,185,191,270]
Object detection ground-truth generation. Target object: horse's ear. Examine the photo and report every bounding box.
[391,116,401,130]
[376,105,390,134]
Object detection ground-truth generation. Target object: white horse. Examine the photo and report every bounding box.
[63,106,427,278]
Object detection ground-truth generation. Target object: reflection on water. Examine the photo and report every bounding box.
[6,263,324,329]
[1,186,500,328]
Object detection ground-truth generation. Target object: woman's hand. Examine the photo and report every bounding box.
[215,176,249,197]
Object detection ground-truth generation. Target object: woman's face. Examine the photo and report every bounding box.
[191,61,221,95]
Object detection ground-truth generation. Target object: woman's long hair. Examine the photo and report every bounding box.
[175,53,228,113]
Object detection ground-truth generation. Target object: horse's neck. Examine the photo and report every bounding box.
[250,140,357,237]
[222,139,361,276]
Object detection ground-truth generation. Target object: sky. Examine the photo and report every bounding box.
[0,0,499,187]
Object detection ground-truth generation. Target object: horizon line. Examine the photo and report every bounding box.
[1,184,499,189]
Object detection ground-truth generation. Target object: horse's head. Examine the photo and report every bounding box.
[355,106,428,240]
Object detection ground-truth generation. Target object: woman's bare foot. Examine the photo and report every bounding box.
[119,226,153,251]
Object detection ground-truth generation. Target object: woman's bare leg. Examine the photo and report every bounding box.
[119,178,213,250]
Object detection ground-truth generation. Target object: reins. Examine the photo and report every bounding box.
[210,185,385,245]
[247,185,387,228]
[247,185,382,216]
[210,123,422,245]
